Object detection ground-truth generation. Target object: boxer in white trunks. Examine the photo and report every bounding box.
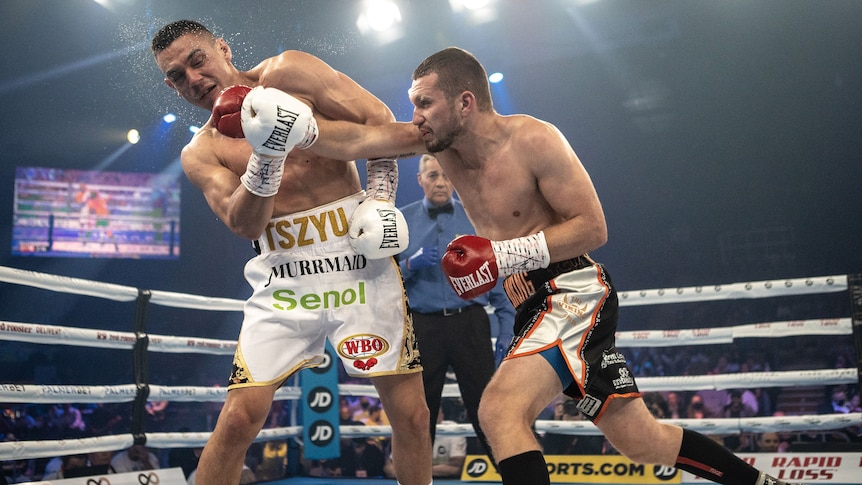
[236,192,418,386]
[151,20,431,485]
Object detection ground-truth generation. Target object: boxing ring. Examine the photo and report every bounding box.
[1,265,860,484]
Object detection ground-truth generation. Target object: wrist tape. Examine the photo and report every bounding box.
[240,151,286,197]
[366,158,397,203]
[491,231,551,276]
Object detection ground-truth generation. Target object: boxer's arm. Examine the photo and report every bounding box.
[312,120,425,162]
[181,136,273,240]
[263,52,425,161]
[526,119,608,261]
[263,50,393,127]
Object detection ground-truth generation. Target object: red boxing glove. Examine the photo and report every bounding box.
[212,85,252,138]
[441,235,499,300]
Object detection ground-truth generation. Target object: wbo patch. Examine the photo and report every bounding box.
[337,333,390,372]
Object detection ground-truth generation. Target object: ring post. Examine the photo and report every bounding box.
[132,288,152,445]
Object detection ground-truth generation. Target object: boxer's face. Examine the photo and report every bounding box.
[156,33,234,110]
[409,73,463,153]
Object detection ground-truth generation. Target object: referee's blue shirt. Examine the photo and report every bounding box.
[398,197,515,330]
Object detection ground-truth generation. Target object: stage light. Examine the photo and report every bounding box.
[189,125,200,134]
[461,0,490,10]
[357,0,402,33]
[127,129,140,144]
[448,0,497,24]
[163,113,177,124]
[489,72,504,83]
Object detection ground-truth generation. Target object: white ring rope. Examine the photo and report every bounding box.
[0,266,847,310]
[0,321,237,354]
[1,318,851,353]
[0,266,858,461]
[0,266,242,311]
[617,275,847,306]
[4,413,861,461]
[0,368,855,405]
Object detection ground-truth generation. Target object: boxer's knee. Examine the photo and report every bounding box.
[478,387,523,438]
[216,388,275,442]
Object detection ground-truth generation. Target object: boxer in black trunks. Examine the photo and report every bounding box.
[298,46,803,485]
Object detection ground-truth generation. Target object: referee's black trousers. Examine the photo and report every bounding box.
[413,303,497,462]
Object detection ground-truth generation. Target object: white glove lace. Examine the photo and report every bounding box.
[294,115,318,149]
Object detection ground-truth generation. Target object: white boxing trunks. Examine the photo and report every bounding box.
[229,192,421,389]
[502,256,640,422]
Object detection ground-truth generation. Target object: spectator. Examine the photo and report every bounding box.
[350,396,375,423]
[41,454,88,480]
[848,391,862,415]
[41,455,63,479]
[643,392,669,419]
[718,390,756,452]
[86,403,124,436]
[721,390,757,418]
[361,404,389,428]
[754,432,781,453]
[110,444,159,473]
[430,400,468,478]
[542,398,603,455]
[255,441,287,481]
[753,388,774,417]
[145,400,169,432]
[770,411,795,453]
[738,388,760,416]
[817,386,851,414]
[686,393,714,419]
[341,438,387,478]
[87,450,114,475]
[57,404,86,438]
[664,391,684,419]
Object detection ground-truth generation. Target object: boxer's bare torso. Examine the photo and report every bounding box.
[155,34,391,236]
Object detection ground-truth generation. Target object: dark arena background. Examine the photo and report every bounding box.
[1,1,861,484]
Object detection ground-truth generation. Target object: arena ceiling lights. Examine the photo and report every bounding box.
[357,0,498,42]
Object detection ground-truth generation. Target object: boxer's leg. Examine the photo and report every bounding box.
[372,372,432,485]
[196,384,277,485]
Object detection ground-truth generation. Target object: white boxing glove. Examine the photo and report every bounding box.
[241,86,318,155]
[238,86,318,197]
[348,199,409,259]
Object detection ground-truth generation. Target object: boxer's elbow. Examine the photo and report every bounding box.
[364,102,396,126]
[231,222,265,241]
[226,210,268,240]
[589,217,609,250]
[222,196,270,241]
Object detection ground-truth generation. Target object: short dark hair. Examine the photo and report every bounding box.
[151,20,213,54]
[413,47,493,112]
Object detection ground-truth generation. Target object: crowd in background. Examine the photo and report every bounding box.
[2,291,859,483]
[2,333,859,483]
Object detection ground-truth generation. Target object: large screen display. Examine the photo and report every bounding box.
[12,166,181,259]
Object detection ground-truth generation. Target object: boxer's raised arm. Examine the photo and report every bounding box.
[311,120,426,161]
[180,136,275,240]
